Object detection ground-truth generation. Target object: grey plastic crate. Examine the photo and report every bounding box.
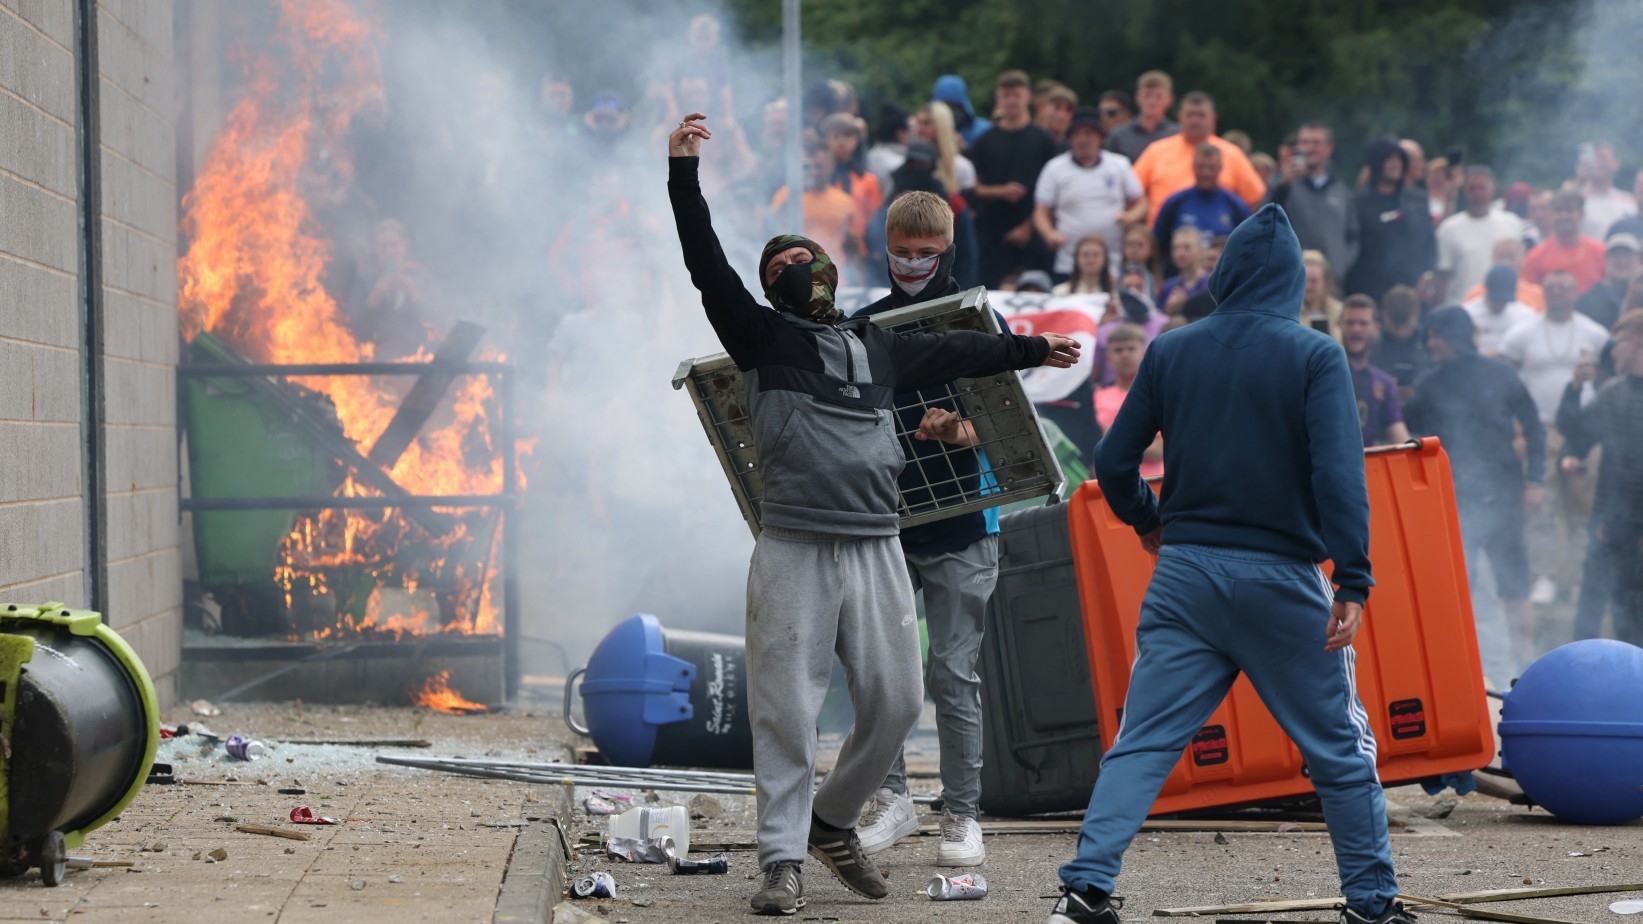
[671,287,1065,537]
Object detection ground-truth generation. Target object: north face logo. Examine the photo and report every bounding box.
[839,384,860,399]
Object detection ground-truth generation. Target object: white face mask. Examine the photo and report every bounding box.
[887,250,942,296]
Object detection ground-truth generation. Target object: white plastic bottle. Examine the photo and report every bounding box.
[606,805,690,856]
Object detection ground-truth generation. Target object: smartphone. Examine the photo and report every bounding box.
[1445,146,1464,168]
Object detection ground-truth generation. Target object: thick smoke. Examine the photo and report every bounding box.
[361,0,786,673]
[196,0,796,671]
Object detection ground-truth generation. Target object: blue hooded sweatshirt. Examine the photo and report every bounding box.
[1094,204,1374,602]
[932,74,992,147]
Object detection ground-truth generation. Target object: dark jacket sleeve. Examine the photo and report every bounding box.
[1556,383,1596,460]
[1093,344,1163,535]
[1304,343,1374,603]
[668,157,782,369]
[886,329,1050,394]
[1508,371,1547,484]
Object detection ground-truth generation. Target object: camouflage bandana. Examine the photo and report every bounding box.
[759,234,841,324]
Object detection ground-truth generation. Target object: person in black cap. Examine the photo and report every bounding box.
[1032,105,1147,285]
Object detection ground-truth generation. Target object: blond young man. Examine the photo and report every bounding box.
[850,191,1006,868]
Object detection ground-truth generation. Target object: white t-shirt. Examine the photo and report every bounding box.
[954,154,977,192]
[1581,186,1638,240]
[1498,312,1611,424]
[1034,151,1142,275]
[1436,209,1523,302]
[1461,296,1537,357]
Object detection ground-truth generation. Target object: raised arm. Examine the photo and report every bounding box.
[667,114,779,368]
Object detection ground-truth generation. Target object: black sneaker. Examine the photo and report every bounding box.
[749,861,804,915]
[1047,887,1123,924]
[806,817,890,899]
[1340,901,1419,924]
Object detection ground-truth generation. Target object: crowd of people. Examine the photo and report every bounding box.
[653,39,1642,924]
[695,64,1641,679]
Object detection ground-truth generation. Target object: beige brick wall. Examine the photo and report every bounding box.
[0,0,182,703]
[96,0,181,701]
[0,0,87,609]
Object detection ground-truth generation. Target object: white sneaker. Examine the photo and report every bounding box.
[936,811,985,867]
[1529,576,1557,606]
[855,787,918,855]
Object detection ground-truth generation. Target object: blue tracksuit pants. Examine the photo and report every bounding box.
[1058,544,1400,915]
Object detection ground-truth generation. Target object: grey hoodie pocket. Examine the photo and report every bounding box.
[763,397,904,514]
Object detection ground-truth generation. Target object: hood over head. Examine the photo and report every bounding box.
[933,75,979,121]
[1423,304,1479,358]
[1363,134,1409,189]
[1205,203,1306,318]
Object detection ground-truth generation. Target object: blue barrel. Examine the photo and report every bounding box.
[566,614,753,769]
[1498,639,1643,825]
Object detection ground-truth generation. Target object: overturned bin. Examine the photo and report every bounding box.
[1,604,160,885]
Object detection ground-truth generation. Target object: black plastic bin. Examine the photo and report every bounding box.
[978,502,1104,816]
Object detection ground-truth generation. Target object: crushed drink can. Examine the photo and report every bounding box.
[926,873,988,900]
[605,835,676,864]
[571,871,616,899]
[225,736,266,760]
[671,853,729,875]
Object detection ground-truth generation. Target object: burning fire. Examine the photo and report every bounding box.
[411,670,488,715]
[178,0,526,639]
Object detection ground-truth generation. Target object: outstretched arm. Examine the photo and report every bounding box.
[888,329,1076,394]
[667,114,778,368]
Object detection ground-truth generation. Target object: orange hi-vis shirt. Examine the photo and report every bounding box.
[1134,134,1266,226]
[771,184,858,266]
[1521,235,1607,294]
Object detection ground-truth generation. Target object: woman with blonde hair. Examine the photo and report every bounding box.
[915,100,980,286]
[1302,249,1345,340]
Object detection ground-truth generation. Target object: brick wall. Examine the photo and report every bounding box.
[0,0,182,703]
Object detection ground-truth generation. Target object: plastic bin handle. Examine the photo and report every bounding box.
[563,667,591,737]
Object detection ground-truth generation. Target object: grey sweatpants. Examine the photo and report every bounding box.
[882,534,999,819]
[746,526,924,867]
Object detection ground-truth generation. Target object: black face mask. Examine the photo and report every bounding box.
[769,261,814,314]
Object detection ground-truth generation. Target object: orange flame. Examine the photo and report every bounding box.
[411,669,488,715]
[179,0,529,639]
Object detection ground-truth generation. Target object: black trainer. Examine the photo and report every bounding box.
[1047,887,1124,924]
[749,861,804,915]
[1340,901,1419,924]
[805,816,889,899]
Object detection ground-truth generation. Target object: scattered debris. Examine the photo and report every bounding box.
[350,879,366,891]
[66,858,134,869]
[290,807,340,825]
[671,854,729,875]
[585,795,622,816]
[688,794,723,820]
[1422,798,1459,819]
[1612,900,1643,915]
[926,873,988,901]
[145,762,176,785]
[235,824,311,841]
[207,848,228,863]
[279,738,432,748]
[607,836,676,864]
[191,699,223,716]
[226,736,268,760]
[279,788,307,795]
[1214,832,1231,846]
[387,875,405,883]
[572,872,617,899]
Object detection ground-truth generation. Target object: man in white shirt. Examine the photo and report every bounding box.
[1436,166,1523,303]
[1034,107,1147,280]
[1498,269,1612,607]
[1464,265,1537,357]
[1579,142,1638,239]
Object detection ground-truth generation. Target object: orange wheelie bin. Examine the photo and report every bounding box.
[1068,438,1495,815]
